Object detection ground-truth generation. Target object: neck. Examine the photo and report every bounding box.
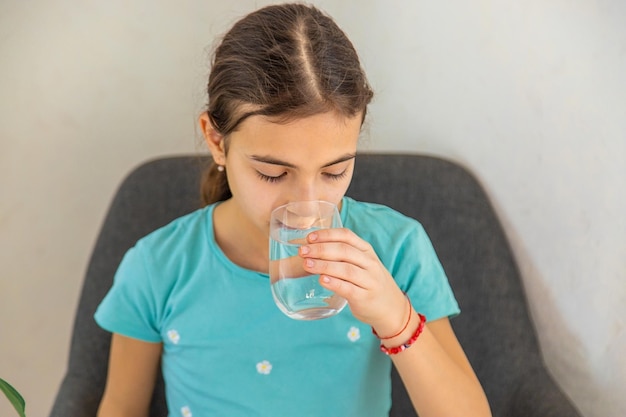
[212,200,269,273]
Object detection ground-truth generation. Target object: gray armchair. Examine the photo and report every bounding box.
[49,153,583,416]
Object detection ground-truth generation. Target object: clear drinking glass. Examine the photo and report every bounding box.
[269,200,347,320]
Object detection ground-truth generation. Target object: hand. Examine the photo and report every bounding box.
[299,228,408,334]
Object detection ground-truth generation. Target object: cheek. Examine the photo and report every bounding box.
[243,186,273,208]
[240,183,281,222]
[325,176,353,205]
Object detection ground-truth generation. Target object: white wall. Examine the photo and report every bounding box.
[1,1,624,416]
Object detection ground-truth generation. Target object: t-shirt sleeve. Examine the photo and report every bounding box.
[389,221,460,322]
[94,245,163,342]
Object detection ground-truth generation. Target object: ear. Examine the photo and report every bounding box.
[199,112,226,165]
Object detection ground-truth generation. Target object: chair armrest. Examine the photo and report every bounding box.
[507,366,583,417]
[49,373,102,417]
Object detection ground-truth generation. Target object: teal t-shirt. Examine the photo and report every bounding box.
[95,197,460,417]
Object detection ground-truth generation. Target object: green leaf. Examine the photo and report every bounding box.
[0,378,26,417]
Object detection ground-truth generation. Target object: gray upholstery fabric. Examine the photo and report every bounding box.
[49,154,582,417]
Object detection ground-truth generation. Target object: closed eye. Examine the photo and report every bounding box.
[323,169,349,181]
[256,168,348,183]
[257,171,287,183]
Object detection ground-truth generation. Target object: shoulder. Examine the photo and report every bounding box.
[112,204,217,300]
[341,197,438,275]
[341,197,425,240]
[135,205,214,257]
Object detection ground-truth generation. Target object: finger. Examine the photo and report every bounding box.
[299,241,371,269]
[319,273,363,299]
[302,257,370,290]
[306,228,372,252]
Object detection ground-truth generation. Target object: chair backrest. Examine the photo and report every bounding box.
[50,154,581,417]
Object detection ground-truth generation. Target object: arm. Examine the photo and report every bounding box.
[386,315,491,416]
[97,333,163,417]
[300,228,492,417]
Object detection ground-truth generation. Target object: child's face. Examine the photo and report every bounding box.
[223,111,362,238]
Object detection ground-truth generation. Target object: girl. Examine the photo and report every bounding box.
[95,4,492,416]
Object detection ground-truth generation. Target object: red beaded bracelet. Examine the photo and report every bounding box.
[378,313,427,356]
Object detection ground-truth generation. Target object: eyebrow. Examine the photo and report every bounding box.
[249,153,357,168]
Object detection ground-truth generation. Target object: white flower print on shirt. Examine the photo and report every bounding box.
[181,405,192,417]
[347,326,361,342]
[167,329,181,344]
[256,360,272,375]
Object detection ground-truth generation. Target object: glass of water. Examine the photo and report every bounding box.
[269,200,347,320]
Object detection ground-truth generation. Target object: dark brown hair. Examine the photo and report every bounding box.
[201,3,374,205]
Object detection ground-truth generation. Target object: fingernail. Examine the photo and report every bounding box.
[321,275,331,283]
[305,259,315,268]
[308,232,318,242]
[300,246,310,255]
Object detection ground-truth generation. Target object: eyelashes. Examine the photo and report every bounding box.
[256,171,286,183]
[323,170,349,181]
[256,170,348,183]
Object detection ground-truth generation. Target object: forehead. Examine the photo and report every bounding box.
[228,111,362,151]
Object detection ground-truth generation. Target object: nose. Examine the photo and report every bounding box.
[290,177,319,202]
